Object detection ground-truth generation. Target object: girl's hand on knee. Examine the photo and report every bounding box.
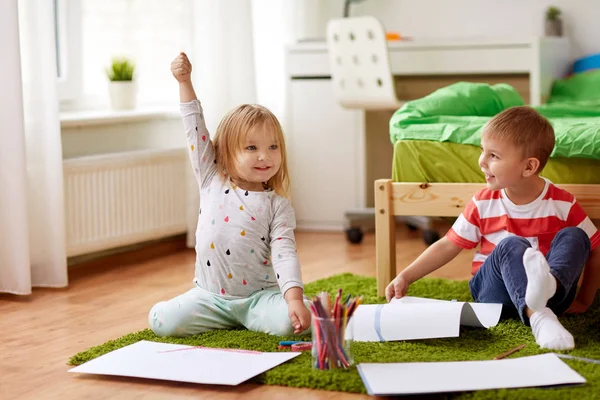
[288,300,311,334]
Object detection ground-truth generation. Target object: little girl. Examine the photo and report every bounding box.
[148,52,311,337]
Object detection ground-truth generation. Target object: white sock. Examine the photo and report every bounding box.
[523,247,557,312]
[530,307,574,350]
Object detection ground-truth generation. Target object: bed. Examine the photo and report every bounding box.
[374,72,600,296]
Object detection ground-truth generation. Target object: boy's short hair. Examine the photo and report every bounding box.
[482,106,555,172]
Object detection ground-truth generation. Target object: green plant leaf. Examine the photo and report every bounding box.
[106,57,135,81]
[546,6,561,21]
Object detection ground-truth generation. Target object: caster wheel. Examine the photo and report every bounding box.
[346,228,364,244]
[423,230,440,245]
[406,224,418,231]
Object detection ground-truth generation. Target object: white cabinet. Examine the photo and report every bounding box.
[288,79,364,230]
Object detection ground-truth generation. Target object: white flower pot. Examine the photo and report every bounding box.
[109,81,137,110]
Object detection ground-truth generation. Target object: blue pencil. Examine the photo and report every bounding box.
[279,340,303,346]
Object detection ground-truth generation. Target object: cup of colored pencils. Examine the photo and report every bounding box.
[309,289,362,370]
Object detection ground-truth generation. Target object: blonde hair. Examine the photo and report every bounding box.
[482,106,555,173]
[213,104,290,197]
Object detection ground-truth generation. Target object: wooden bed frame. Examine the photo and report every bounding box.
[374,179,600,296]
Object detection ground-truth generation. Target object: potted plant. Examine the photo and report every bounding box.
[545,6,563,37]
[106,57,137,110]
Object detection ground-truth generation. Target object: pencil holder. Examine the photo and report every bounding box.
[311,315,354,370]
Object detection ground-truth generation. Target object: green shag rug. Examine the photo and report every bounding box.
[70,273,600,398]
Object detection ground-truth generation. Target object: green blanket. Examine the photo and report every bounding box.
[389,70,600,160]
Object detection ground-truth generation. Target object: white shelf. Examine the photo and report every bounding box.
[290,36,560,52]
[287,36,569,79]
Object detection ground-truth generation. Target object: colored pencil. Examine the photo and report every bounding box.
[309,290,361,370]
[493,344,526,360]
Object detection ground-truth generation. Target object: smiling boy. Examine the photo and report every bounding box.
[386,106,600,350]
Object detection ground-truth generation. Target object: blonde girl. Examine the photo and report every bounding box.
[148,53,311,337]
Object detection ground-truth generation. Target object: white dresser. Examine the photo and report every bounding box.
[285,37,570,231]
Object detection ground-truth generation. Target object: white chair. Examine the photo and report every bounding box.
[327,16,402,110]
[326,16,438,245]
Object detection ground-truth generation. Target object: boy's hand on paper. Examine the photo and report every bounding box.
[386,274,409,302]
[288,300,311,334]
[566,298,589,314]
[171,52,192,83]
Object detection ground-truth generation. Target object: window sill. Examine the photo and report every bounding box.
[60,106,180,128]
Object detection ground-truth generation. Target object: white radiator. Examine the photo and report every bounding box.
[63,148,188,257]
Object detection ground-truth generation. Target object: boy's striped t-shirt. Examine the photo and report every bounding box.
[446,179,600,275]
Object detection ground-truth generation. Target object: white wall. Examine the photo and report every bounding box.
[303,0,599,62]
[351,0,599,61]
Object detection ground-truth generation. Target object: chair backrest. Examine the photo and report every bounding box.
[326,16,400,110]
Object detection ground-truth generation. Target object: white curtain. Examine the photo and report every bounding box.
[185,0,331,247]
[0,0,68,294]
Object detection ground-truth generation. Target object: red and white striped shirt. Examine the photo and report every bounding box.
[446,179,600,275]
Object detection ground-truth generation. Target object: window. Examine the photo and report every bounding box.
[54,0,82,102]
[56,0,192,109]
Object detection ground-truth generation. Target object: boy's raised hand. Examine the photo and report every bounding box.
[386,274,409,302]
[171,52,192,83]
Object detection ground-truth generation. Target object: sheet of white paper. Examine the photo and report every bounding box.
[391,296,447,305]
[347,304,380,342]
[463,302,502,328]
[69,340,300,386]
[348,297,502,342]
[394,296,502,328]
[357,354,586,395]
[349,303,463,342]
[381,302,463,340]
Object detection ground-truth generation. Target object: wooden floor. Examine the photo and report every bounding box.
[0,223,474,400]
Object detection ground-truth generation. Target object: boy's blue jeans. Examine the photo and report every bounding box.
[469,227,590,325]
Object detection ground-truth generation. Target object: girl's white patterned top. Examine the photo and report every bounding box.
[181,100,303,298]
